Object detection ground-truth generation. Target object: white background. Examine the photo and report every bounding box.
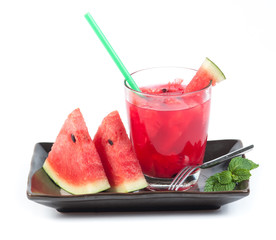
[1,0,275,239]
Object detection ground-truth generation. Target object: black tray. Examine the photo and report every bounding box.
[26,139,249,212]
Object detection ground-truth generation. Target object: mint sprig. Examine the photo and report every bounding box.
[204,157,258,192]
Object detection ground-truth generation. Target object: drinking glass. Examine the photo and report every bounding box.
[124,67,212,189]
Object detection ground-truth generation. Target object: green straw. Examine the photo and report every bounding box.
[84,12,141,92]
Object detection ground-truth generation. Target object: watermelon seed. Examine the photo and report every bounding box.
[108,139,113,145]
[161,88,168,93]
[71,134,76,143]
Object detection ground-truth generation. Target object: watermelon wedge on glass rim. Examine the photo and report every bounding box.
[94,111,148,193]
[185,57,226,93]
[43,108,110,195]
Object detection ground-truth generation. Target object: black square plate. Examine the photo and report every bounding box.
[26,139,249,212]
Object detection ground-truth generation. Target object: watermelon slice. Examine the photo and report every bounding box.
[185,57,226,93]
[43,108,110,195]
[94,111,148,193]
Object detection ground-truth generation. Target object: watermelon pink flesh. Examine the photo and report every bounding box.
[140,79,185,95]
[185,57,226,93]
[43,108,110,195]
[93,111,148,193]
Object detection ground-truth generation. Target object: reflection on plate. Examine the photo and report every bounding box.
[27,139,249,212]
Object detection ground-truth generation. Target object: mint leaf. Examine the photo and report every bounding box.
[217,170,232,184]
[205,171,235,192]
[204,156,258,192]
[232,169,251,183]
[213,182,236,191]
[204,174,219,192]
[228,157,259,172]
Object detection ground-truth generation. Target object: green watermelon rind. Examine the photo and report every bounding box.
[202,57,226,83]
[110,177,148,193]
[43,158,111,195]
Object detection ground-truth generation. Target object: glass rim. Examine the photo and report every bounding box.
[124,66,212,97]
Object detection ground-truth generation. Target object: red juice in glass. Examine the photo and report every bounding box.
[124,67,212,179]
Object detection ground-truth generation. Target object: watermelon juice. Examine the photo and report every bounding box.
[124,67,212,179]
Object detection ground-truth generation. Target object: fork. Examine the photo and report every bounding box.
[168,144,254,191]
